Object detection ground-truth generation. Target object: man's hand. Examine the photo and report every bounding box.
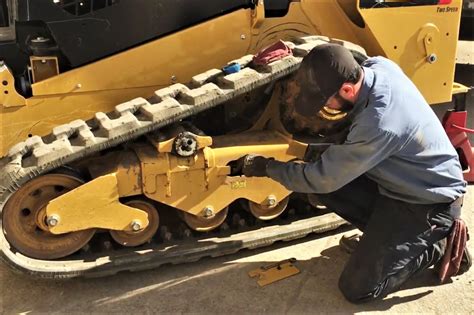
[230,154,273,177]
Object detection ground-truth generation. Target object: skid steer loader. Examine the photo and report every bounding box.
[0,0,471,278]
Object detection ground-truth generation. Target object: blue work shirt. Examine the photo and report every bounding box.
[267,57,467,204]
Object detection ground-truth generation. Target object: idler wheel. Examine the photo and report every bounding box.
[110,200,159,247]
[182,207,228,232]
[2,174,96,259]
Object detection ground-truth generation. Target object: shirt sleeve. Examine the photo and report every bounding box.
[266,125,401,193]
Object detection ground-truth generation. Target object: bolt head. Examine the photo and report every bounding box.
[47,215,60,227]
[266,195,277,207]
[240,34,246,40]
[131,220,142,231]
[203,206,214,218]
[162,231,172,241]
[427,54,437,64]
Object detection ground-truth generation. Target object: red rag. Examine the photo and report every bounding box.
[438,219,468,283]
[252,40,292,66]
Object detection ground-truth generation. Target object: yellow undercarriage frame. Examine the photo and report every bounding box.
[45,130,308,234]
[0,0,463,157]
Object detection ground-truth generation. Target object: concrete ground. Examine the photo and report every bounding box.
[0,186,472,314]
[1,41,473,315]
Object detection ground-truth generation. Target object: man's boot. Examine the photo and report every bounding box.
[339,233,362,254]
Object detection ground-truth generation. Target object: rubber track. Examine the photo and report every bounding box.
[0,36,364,278]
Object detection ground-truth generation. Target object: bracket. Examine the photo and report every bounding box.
[248,258,300,287]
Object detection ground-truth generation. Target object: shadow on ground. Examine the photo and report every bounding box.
[1,229,453,314]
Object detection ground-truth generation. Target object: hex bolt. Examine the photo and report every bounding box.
[103,240,112,250]
[131,220,142,231]
[266,195,277,207]
[160,225,173,241]
[162,231,173,242]
[203,206,214,218]
[182,229,192,238]
[232,214,241,227]
[427,54,437,64]
[46,215,60,227]
[220,222,230,232]
[288,208,296,216]
[81,243,91,253]
[240,34,246,40]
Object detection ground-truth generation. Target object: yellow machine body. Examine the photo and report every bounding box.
[0,0,463,157]
[0,1,468,269]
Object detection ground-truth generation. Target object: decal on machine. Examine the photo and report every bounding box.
[230,180,247,189]
[437,6,459,13]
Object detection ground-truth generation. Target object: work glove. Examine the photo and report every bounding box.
[230,154,273,177]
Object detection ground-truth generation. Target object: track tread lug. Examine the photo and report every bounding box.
[115,97,150,115]
[293,35,330,44]
[94,110,142,139]
[255,55,300,73]
[140,98,190,122]
[179,83,224,106]
[190,69,222,88]
[217,67,262,90]
[330,38,367,55]
[227,54,254,68]
[151,83,190,102]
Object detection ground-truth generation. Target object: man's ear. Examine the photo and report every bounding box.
[339,83,355,98]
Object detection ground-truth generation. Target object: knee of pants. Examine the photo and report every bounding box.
[338,270,383,304]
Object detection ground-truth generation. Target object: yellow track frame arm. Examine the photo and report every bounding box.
[46,173,149,234]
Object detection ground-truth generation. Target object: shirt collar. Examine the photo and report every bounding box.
[354,66,375,109]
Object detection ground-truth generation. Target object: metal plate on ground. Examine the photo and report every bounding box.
[249,258,300,287]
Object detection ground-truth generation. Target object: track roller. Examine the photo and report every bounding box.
[248,196,289,220]
[110,199,160,247]
[182,207,229,232]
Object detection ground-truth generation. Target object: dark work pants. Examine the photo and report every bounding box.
[314,175,456,304]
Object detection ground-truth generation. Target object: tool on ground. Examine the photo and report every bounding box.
[248,258,300,287]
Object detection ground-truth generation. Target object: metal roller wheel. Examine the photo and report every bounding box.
[110,199,160,247]
[182,207,229,232]
[248,196,289,221]
[2,174,96,260]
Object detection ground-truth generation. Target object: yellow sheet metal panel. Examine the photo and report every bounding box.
[32,10,252,95]
[356,0,462,104]
[46,173,149,234]
[0,9,252,157]
[0,65,26,107]
[299,0,461,104]
[248,2,314,51]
